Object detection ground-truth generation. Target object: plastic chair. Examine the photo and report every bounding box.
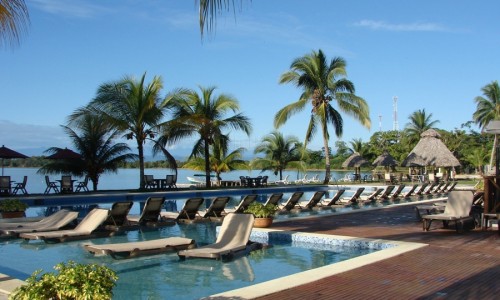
[44,176,59,194]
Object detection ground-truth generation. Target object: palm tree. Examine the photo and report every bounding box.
[0,0,29,49]
[162,85,252,187]
[252,131,304,180]
[39,113,137,191]
[404,109,440,143]
[473,80,500,169]
[275,49,370,183]
[183,138,247,185]
[82,73,166,189]
[198,0,250,38]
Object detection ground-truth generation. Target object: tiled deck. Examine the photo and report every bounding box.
[255,204,499,299]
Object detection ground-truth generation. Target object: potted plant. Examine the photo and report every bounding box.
[0,198,28,218]
[10,260,118,300]
[244,202,278,228]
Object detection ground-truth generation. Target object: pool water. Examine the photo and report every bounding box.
[0,222,376,299]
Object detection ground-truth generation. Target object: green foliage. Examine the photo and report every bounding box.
[0,199,28,212]
[244,202,278,218]
[10,261,118,300]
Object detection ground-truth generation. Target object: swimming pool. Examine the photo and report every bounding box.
[0,222,389,299]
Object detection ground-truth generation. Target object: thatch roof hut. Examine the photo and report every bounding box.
[401,129,461,167]
[342,152,370,168]
[372,151,398,167]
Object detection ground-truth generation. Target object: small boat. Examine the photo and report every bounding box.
[187,176,205,184]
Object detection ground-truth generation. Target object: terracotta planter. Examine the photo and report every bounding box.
[1,211,26,219]
[253,217,273,228]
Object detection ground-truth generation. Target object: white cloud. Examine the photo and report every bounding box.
[354,20,448,32]
[0,120,69,154]
[29,0,111,18]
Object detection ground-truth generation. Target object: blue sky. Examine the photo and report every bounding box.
[1,0,498,159]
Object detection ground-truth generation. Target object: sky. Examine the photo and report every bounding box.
[1,0,499,159]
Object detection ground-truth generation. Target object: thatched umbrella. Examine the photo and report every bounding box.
[342,152,370,181]
[402,129,460,167]
[372,151,398,167]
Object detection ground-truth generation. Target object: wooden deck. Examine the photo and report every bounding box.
[256,204,499,300]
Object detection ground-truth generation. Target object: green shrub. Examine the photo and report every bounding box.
[244,202,278,218]
[10,261,118,300]
[0,199,28,212]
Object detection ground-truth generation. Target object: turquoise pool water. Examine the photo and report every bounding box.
[0,222,377,299]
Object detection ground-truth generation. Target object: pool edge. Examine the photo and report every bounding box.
[207,229,428,299]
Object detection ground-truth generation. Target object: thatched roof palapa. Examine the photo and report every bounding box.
[372,151,398,167]
[342,152,370,168]
[402,129,460,167]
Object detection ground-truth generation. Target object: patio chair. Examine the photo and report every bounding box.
[358,188,384,203]
[264,193,284,206]
[421,191,475,232]
[165,175,176,190]
[11,176,28,195]
[202,197,230,220]
[144,175,157,189]
[0,176,12,195]
[389,184,406,199]
[178,213,260,261]
[0,209,79,238]
[298,191,326,209]
[414,182,429,196]
[443,181,457,193]
[377,185,396,201]
[226,194,258,213]
[60,175,74,193]
[161,197,204,223]
[44,175,59,194]
[127,197,167,226]
[403,184,419,198]
[75,176,90,192]
[435,181,451,194]
[339,187,366,204]
[19,208,111,243]
[320,189,346,207]
[278,191,304,212]
[295,174,309,185]
[424,182,440,194]
[103,201,134,230]
[274,175,289,185]
[84,237,195,259]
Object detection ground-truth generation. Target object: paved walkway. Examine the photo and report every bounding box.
[256,204,499,299]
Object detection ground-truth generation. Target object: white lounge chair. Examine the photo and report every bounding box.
[84,237,195,259]
[421,191,475,232]
[178,213,260,261]
[19,208,110,243]
[274,175,290,185]
[0,209,79,238]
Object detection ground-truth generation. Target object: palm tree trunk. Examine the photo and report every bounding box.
[204,140,211,188]
[138,140,145,189]
[323,138,331,184]
[489,134,498,172]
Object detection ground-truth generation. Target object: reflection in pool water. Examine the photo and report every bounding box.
[1,222,377,299]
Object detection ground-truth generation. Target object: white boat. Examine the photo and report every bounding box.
[187,176,205,184]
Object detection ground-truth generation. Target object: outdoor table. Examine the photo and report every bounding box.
[153,178,166,189]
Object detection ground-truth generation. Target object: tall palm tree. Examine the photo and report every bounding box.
[81,73,166,189]
[404,109,439,143]
[162,85,252,187]
[198,0,250,38]
[39,113,137,191]
[473,80,500,168]
[0,0,29,49]
[183,138,247,185]
[252,131,303,180]
[275,49,370,183]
